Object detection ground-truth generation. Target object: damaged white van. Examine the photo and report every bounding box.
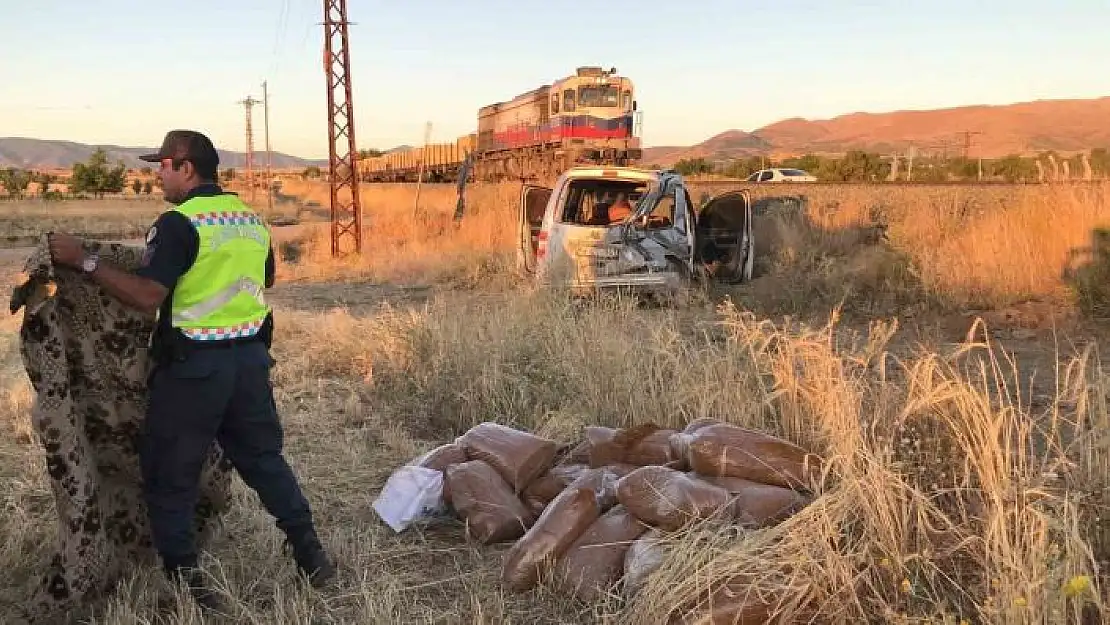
[517,167,754,297]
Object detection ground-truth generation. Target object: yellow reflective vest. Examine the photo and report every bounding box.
[169,194,271,341]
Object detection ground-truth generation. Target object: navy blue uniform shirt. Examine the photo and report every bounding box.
[136,183,275,353]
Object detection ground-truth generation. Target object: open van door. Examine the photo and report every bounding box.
[694,189,754,283]
[518,184,552,274]
[675,184,698,277]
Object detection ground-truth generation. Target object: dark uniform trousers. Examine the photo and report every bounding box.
[140,338,314,571]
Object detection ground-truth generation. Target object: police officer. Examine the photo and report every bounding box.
[47,130,335,610]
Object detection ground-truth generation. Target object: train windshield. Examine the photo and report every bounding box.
[578,85,620,107]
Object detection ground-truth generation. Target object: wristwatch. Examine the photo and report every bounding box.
[81,252,99,273]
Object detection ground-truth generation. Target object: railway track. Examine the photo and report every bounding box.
[357,179,1107,190]
[685,179,1108,189]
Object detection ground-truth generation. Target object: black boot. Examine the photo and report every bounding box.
[165,565,227,614]
[284,528,336,588]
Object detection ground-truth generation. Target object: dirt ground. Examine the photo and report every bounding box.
[2,219,1106,624]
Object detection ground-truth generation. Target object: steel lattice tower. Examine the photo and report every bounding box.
[239,95,261,204]
[322,0,362,256]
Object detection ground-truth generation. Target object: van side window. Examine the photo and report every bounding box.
[650,191,676,227]
[675,187,695,233]
[558,184,579,223]
[682,188,696,211]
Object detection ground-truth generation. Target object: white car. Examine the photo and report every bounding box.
[745,168,817,183]
[517,166,754,297]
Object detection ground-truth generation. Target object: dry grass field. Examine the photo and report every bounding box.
[0,191,313,250]
[0,198,167,247]
[1,180,1108,624]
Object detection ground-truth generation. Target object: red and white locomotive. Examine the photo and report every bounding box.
[474,66,642,183]
[359,66,643,184]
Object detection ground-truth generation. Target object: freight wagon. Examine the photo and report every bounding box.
[358,66,642,185]
[358,135,477,183]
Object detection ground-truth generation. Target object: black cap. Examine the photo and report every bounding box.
[139,130,220,169]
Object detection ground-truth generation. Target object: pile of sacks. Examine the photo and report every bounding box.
[374,418,822,607]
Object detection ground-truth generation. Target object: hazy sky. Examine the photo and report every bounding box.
[2,0,1107,159]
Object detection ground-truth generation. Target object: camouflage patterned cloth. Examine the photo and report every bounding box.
[8,236,234,624]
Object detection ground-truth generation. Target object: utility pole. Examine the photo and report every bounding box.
[239,95,261,205]
[885,153,900,182]
[322,0,363,257]
[958,130,983,181]
[960,130,983,159]
[414,121,432,217]
[262,81,273,218]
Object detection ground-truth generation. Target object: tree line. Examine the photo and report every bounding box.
[666,148,1110,183]
[0,148,157,200]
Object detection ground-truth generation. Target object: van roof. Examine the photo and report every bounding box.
[562,166,662,182]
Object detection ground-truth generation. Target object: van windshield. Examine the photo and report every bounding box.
[559,178,650,226]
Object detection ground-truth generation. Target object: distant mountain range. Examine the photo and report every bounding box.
[7,95,1109,171]
[642,96,1110,166]
[0,137,329,170]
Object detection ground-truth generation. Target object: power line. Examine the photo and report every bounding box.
[268,0,291,76]
[263,81,273,219]
[414,121,432,217]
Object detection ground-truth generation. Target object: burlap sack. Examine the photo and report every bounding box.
[458,422,559,493]
[668,579,815,625]
[698,476,812,528]
[501,486,601,592]
[668,586,778,625]
[570,466,622,510]
[669,433,693,464]
[558,439,592,466]
[623,528,666,595]
[686,424,821,491]
[445,460,535,544]
[522,463,590,516]
[616,466,734,531]
[586,423,687,468]
[415,443,467,471]
[603,463,642,478]
[414,443,468,505]
[687,418,721,433]
[556,504,649,602]
[584,426,620,464]
[669,418,723,463]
